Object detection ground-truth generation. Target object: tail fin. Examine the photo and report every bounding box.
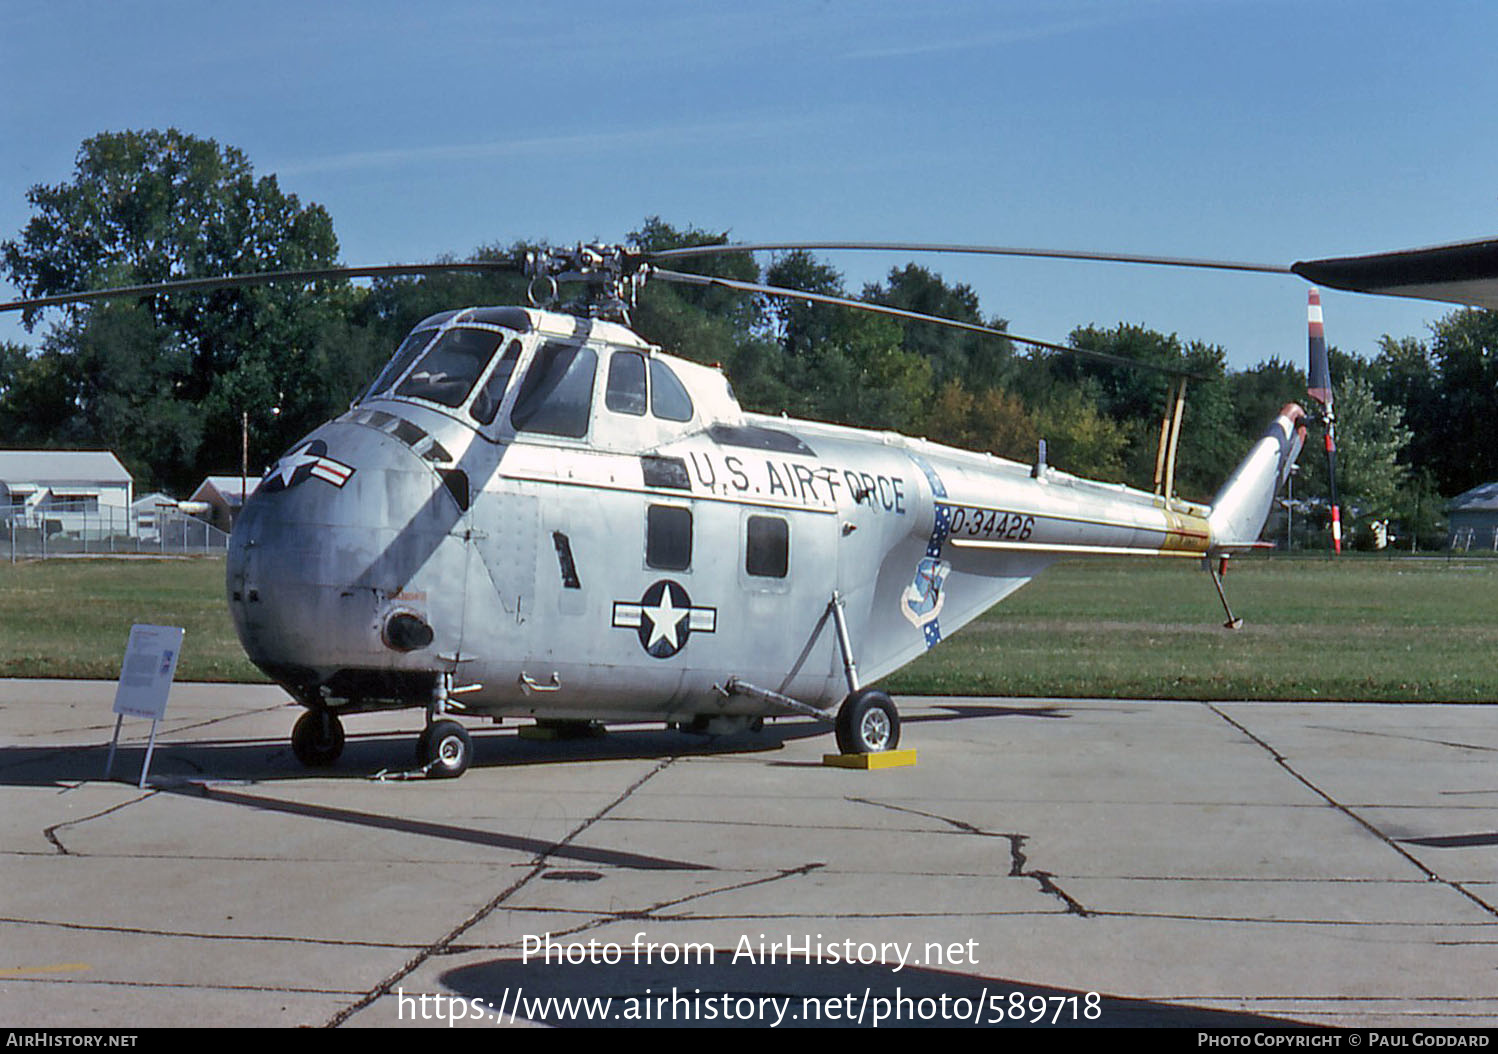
[1207,404,1307,550]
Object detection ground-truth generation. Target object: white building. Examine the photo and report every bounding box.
[0,450,134,538]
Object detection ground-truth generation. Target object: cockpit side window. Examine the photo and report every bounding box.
[649,359,694,422]
[605,351,647,416]
[361,327,436,402]
[397,327,506,408]
[510,342,598,438]
[469,339,523,425]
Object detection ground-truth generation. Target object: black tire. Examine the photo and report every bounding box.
[834,689,900,754]
[291,709,345,767]
[420,719,472,778]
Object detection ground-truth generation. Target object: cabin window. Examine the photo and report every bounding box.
[469,339,523,424]
[397,327,506,407]
[510,342,597,438]
[362,327,436,401]
[649,359,694,422]
[745,515,788,578]
[646,504,692,571]
[605,351,648,416]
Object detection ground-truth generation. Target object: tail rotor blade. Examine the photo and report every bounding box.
[1306,289,1341,554]
[1307,289,1332,409]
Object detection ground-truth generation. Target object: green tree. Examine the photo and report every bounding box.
[764,250,848,358]
[1227,356,1303,441]
[0,341,76,448]
[757,252,934,428]
[1372,335,1439,477]
[3,129,345,489]
[630,217,762,339]
[1296,374,1411,535]
[1030,386,1129,481]
[863,264,1015,390]
[1032,324,1233,496]
[52,302,202,485]
[924,380,1039,462]
[1425,310,1498,496]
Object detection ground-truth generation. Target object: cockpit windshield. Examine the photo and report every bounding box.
[396,328,507,408]
[360,327,436,402]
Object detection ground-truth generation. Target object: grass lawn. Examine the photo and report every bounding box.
[885,554,1498,701]
[2,553,1496,701]
[0,556,261,682]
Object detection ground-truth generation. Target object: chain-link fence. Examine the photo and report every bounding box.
[3,501,230,560]
[1448,526,1498,552]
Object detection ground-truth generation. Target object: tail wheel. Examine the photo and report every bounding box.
[291,709,345,767]
[835,689,900,754]
[420,719,472,779]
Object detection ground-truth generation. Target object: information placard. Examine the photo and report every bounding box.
[113,624,184,719]
[105,624,185,787]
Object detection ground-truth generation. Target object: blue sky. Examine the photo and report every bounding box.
[3,0,1495,371]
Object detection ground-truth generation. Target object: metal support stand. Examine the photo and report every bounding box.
[1207,556,1243,630]
[103,713,163,789]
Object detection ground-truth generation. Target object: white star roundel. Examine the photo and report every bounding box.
[260,440,355,493]
[612,580,717,659]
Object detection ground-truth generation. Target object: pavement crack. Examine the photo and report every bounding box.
[848,796,1089,917]
[621,861,825,918]
[1207,703,1498,921]
[1308,724,1498,754]
[43,791,156,855]
[324,756,680,1028]
[848,795,985,835]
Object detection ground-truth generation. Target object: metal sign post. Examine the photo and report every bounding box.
[104,624,185,788]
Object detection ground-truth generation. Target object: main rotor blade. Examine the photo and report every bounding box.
[0,261,522,314]
[646,240,1293,276]
[651,237,1498,311]
[1292,237,1498,311]
[651,267,1206,379]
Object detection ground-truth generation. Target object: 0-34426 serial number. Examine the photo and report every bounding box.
[946,505,1037,542]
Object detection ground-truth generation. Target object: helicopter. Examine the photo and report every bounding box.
[4,235,1497,777]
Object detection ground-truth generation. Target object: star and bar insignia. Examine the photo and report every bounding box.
[260,439,355,493]
[612,579,717,659]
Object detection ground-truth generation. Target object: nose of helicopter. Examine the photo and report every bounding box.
[226,418,468,698]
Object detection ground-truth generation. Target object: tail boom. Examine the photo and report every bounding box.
[1207,403,1307,551]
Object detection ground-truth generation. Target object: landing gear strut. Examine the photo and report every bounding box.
[291,709,345,767]
[835,689,901,754]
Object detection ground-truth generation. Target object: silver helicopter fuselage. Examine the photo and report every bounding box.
[227,306,1302,724]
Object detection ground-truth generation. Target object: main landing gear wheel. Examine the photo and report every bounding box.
[291,709,345,767]
[419,720,472,779]
[835,689,900,754]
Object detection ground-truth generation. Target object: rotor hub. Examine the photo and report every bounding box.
[522,243,649,322]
